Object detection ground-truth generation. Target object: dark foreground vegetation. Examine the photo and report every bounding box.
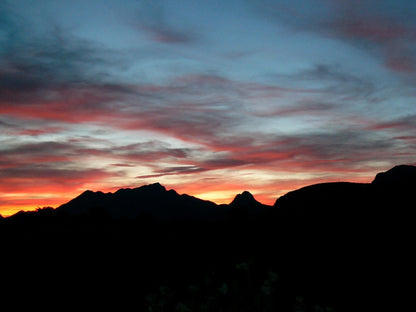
[1,165,415,311]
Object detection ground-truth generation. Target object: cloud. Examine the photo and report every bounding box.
[249,0,416,74]
[298,64,374,91]
[269,63,381,112]
[2,0,415,214]
[256,101,335,117]
[14,126,65,137]
[32,128,393,188]
[0,164,118,193]
[0,44,408,197]
[326,1,416,74]
[0,118,16,129]
[0,84,131,124]
[0,165,110,182]
[0,141,76,165]
[110,163,136,168]
[189,130,399,175]
[0,120,404,192]
[108,141,193,163]
[0,117,66,139]
[326,2,412,43]
[1,30,108,92]
[2,54,352,155]
[0,4,130,115]
[121,127,401,181]
[0,8,252,152]
[384,46,416,73]
[368,114,416,131]
[136,165,205,179]
[140,25,195,44]
[0,72,246,142]
[0,139,195,170]
[134,1,196,44]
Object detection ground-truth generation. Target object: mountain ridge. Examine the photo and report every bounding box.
[1,164,415,311]
[371,164,416,186]
[57,182,224,222]
[273,164,416,217]
[3,164,416,221]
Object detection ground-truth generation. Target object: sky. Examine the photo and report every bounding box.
[1,0,416,215]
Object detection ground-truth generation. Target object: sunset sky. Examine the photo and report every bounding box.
[1,0,416,215]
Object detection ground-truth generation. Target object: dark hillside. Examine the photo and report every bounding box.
[57,183,227,222]
[1,165,415,311]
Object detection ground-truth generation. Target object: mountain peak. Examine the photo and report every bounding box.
[57,182,223,221]
[142,182,166,192]
[80,189,94,196]
[372,164,416,187]
[78,189,105,199]
[230,191,259,207]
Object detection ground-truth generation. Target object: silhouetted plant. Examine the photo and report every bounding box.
[294,296,306,312]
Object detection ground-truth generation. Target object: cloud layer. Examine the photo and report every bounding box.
[1,0,416,214]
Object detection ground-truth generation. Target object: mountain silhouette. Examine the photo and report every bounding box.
[229,191,270,218]
[230,191,264,208]
[57,182,227,222]
[273,182,371,217]
[371,164,416,187]
[5,164,415,222]
[273,164,416,218]
[1,164,415,311]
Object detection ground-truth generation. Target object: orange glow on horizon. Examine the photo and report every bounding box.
[0,172,375,217]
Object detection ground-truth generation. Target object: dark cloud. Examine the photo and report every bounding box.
[0,164,118,194]
[249,0,416,42]
[300,64,363,84]
[304,64,378,100]
[0,138,198,192]
[0,118,14,128]
[110,163,136,168]
[1,30,107,92]
[110,141,192,162]
[3,0,415,214]
[0,139,195,175]
[326,0,416,43]
[202,157,248,168]
[140,25,195,44]
[0,71,247,144]
[2,141,71,155]
[0,2,19,42]
[277,63,378,100]
[117,127,399,178]
[0,124,402,181]
[15,126,65,137]
[0,3,129,111]
[248,0,416,73]
[0,164,109,181]
[385,54,416,73]
[136,165,205,179]
[192,129,398,174]
[0,83,132,124]
[368,114,416,131]
[135,1,196,44]
[255,101,335,117]
[292,131,394,163]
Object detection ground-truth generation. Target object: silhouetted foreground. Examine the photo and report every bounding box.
[1,165,415,311]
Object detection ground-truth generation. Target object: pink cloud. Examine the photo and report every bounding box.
[0,84,128,123]
[385,54,416,73]
[15,126,65,136]
[367,115,416,131]
[141,26,195,44]
[332,18,409,43]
